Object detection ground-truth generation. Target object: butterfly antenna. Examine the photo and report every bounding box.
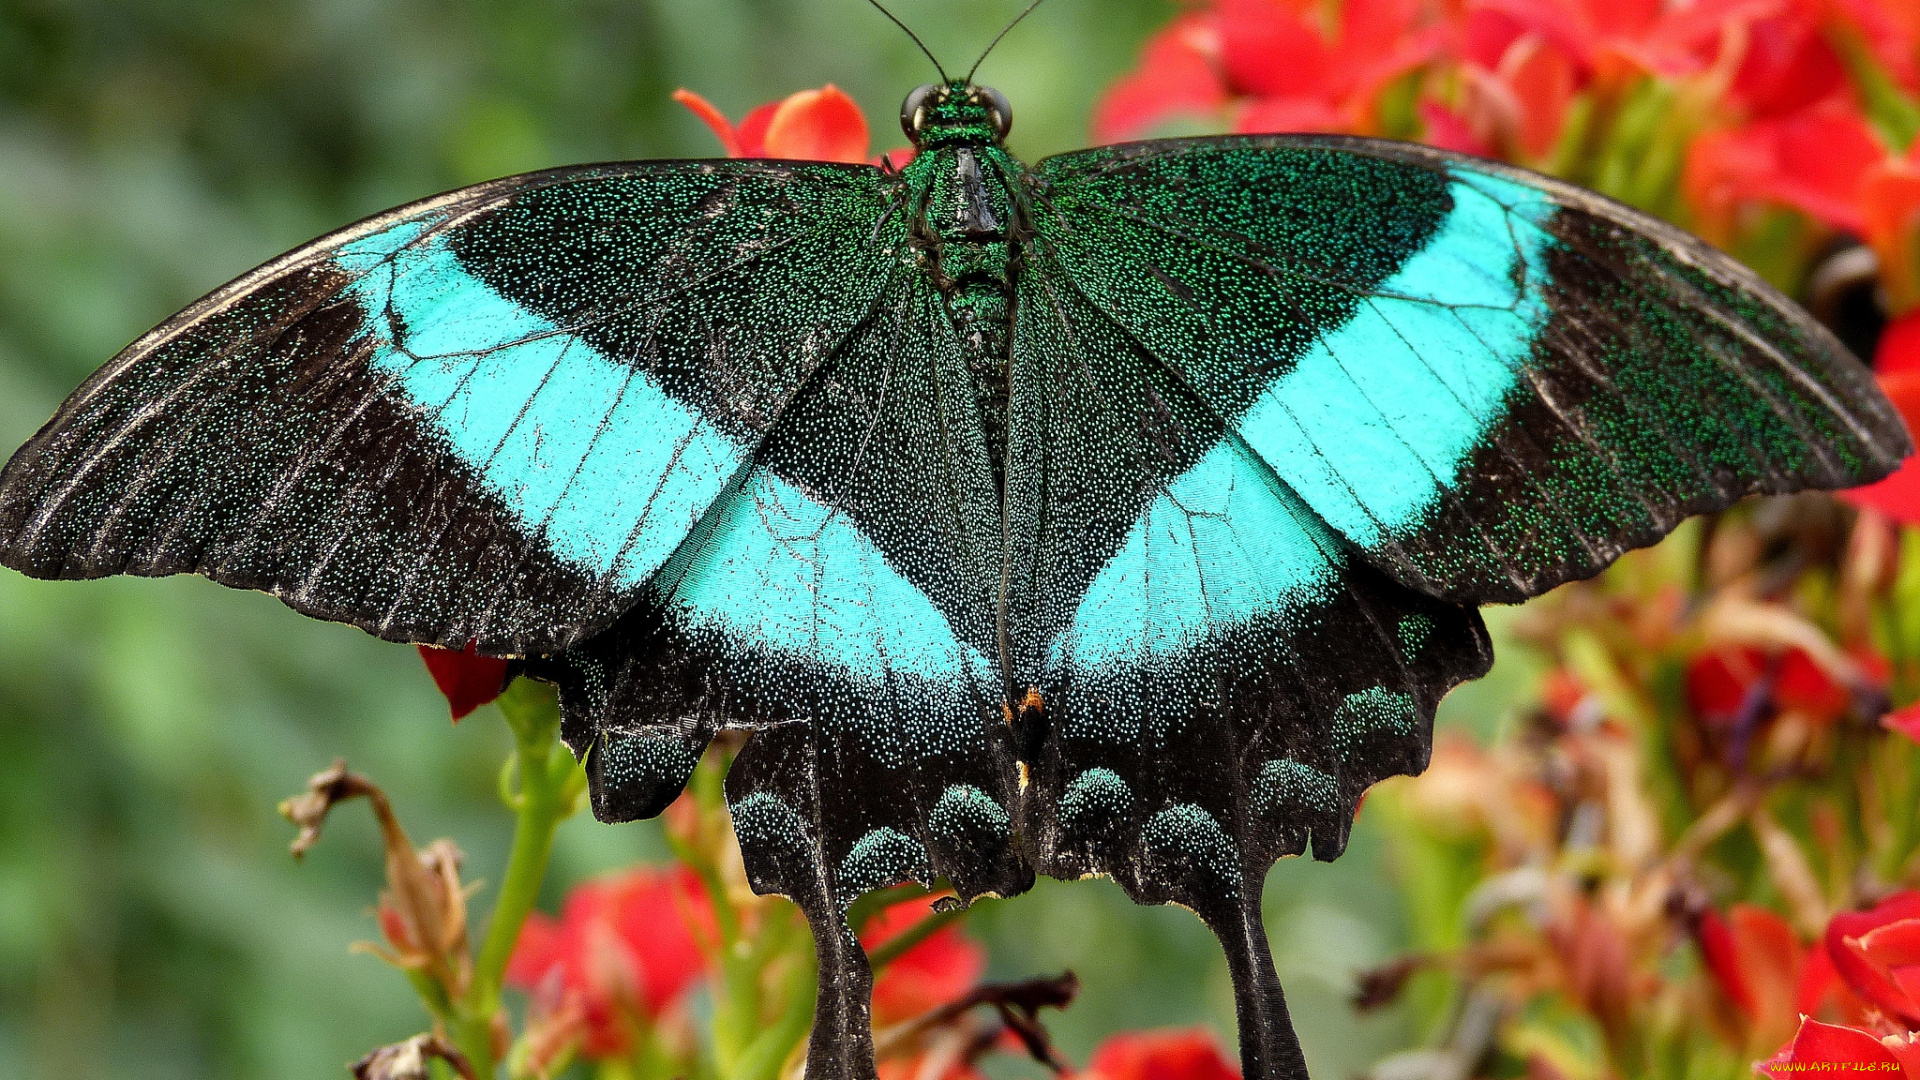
[966,0,1049,84]
[865,0,951,83]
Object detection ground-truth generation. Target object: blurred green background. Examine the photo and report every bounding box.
[0,2,1536,1077]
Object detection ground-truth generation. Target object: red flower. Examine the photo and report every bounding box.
[1863,144,1920,314]
[674,84,903,165]
[1831,0,1920,97]
[1094,14,1230,143]
[863,898,987,1026]
[1083,1029,1241,1080]
[1841,312,1920,523]
[1698,904,1804,1051]
[506,866,714,1060]
[1825,892,1920,1030]
[1725,0,1848,120]
[417,644,509,722]
[1760,1016,1912,1078]
[1682,102,1888,239]
[1685,645,1857,727]
[1092,0,1445,142]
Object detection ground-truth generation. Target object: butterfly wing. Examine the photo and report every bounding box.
[1030,135,1909,606]
[528,261,1029,1080]
[0,160,904,655]
[1007,245,1493,1080]
[1016,135,1907,1080]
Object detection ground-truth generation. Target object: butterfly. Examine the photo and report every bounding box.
[0,9,1907,1078]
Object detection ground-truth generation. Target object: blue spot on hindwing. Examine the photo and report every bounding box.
[1332,686,1418,764]
[1252,760,1339,819]
[730,791,810,855]
[1236,169,1557,549]
[838,827,931,900]
[337,224,745,589]
[1141,803,1240,897]
[927,785,1011,846]
[1058,767,1133,830]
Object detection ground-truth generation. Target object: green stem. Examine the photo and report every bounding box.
[452,679,584,1077]
[731,947,818,1080]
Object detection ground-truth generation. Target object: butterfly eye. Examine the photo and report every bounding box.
[900,83,940,139]
[980,85,1013,138]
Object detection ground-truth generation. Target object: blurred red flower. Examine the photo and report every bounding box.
[1683,103,1887,237]
[674,84,914,167]
[1082,1029,1241,1080]
[1760,1016,1913,1077]
[1863,144,1920,313]
[416,644,509,722]
[1685,645,1856,727]
[506,866,714,1059]
[1093,0,1446,142]
[863,899,987,1026]
[1825,891,1920,1029]
[1841,312,1920,523]
[1697,904,1804,1051]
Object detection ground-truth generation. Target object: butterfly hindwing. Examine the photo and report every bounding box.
[0,160,902,655]
[1032,135,1909,605]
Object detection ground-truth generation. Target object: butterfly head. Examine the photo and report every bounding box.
[900,81,1011,150]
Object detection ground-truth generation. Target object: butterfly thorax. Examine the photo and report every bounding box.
[900,113,1029,496]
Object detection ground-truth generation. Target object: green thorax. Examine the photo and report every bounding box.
[896,93,1030,494]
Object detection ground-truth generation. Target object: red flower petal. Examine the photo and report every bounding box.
[1828,894,1920,1028]
[734,100,783,158]
[1777,648,1850,722]
[1729,9,1846,120]
[672,88,747,157]
[1797,935,1841,1016]
[1217,0,1334,100]
[1686,646,1767,720]
[1879,313,1920,376]
[1683,103,1886,236]
[1503,34,1584,158]
[1734,905,1807,1043]
[1886,703,1920,744]
[505,866,713,1060]
[761,85,869,164]
[1760,1016,1906,1076]
[1864,161,1920,313]
[1887,1031,1920,1076]
[1844,457,1920,524]
[1419,101,1495,157]
[1699,908,1757,1017]
[417,644,509,722]
[1085,1029,1242,1080]
[1464,0,1591,72]
[1093,15,1228,143]
[1831,0,1920,95]
[1234,95,1345,134]
[863,898,986,1025]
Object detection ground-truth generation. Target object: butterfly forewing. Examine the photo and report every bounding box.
[0,160,903,656]
[1031,135,1909,605]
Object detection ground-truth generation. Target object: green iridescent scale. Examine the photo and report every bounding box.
[0,79,1906,1080]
